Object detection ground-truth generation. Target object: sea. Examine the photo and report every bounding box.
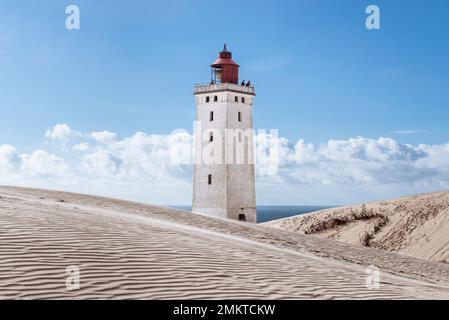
[169,205,335,223]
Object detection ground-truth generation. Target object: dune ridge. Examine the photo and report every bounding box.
[265,190,449,263]
[1,186,449,299]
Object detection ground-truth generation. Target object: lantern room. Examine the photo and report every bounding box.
[210,44,239,85]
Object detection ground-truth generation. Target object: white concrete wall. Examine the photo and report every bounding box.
[192,86,256,223]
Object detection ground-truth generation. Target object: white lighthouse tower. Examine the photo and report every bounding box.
[192,45,256,223]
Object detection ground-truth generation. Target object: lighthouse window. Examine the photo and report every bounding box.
[238,214,246,222]
[210,131,214,142]
[214,95,218,102]
[235,96,238,102]
[206,96,210,103]
[238,112,242,122]
[210,111,214,121]
[208,174,212,185]
[241,97,245,103]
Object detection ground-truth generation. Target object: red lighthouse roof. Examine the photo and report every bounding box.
[210,44,239,84]
[211,44,239,67]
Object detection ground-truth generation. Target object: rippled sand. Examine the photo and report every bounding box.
[1,186,449,299]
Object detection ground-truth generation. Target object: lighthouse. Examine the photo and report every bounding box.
[192,45,256,223]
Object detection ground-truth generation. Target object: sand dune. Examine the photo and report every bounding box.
[265,191,449,263]
[1,186,449,299]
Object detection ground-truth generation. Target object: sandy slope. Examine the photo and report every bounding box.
[265,191,449,263]
[1,187,449,299]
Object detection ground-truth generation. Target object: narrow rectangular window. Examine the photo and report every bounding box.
[208,174,212,185]
[241,97,245,103]
[238,131,242,142]
[214,95,218,102]
[210,131,213,142]
[238,111,241,122]
[235,96,238,102]
[210,111,214,121]
[206,96,210,103]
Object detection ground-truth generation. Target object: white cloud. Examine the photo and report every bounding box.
[45,123,81,141]
[82,129,193,181]
[82,150,123,178]
[0,144,19,172]
[258,136,449,187]
[90,130,117,143]
[2,124,449,205]
[73,142,89,152]
[20,150,67,177]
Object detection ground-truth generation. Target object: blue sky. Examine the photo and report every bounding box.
[1,0,449,205]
